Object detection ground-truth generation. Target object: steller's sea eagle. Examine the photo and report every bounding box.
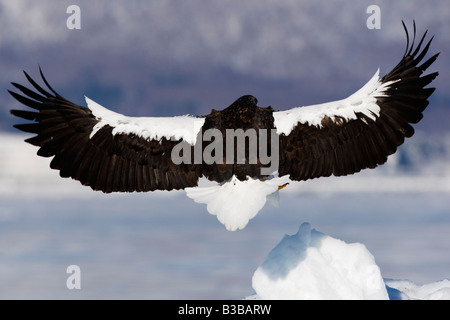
[10,22,439,231]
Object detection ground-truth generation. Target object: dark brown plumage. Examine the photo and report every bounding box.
[278,23,439,181]
[9,22,439,196]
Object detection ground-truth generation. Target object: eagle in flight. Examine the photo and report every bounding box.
[10,22,439,230]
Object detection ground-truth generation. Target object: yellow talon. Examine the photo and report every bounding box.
[278,183,289,190]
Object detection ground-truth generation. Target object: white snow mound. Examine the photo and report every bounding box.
[385,279,450,300]
[252,222,389,299]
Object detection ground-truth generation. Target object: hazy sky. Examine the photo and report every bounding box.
[1,0,448,130]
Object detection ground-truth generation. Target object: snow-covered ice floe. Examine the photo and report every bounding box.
[247,222,449,300]
[385,279,450,300]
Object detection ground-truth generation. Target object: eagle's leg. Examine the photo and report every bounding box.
[278,183,289,190]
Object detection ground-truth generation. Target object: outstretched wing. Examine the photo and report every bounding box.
[9,69,204,192]
[275,22,439,181]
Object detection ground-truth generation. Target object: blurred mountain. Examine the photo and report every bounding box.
[1,0,449,133]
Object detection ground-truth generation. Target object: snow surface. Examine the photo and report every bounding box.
[273,69,395,134]
[249,223,450,300]
[86,96,205,145]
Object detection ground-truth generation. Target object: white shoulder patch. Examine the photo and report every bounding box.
[272,69,397,135]
[85,96,205,145]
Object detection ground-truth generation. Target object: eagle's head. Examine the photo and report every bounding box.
[232,95,258,108]
[222,95,259,126]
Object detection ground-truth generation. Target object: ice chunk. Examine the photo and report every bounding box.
[385,279,450,300]
[252,222,388,299]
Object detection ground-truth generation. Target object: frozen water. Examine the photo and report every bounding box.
[385,279,450,300]
[252,222,388,299]
[1,133,450,299]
